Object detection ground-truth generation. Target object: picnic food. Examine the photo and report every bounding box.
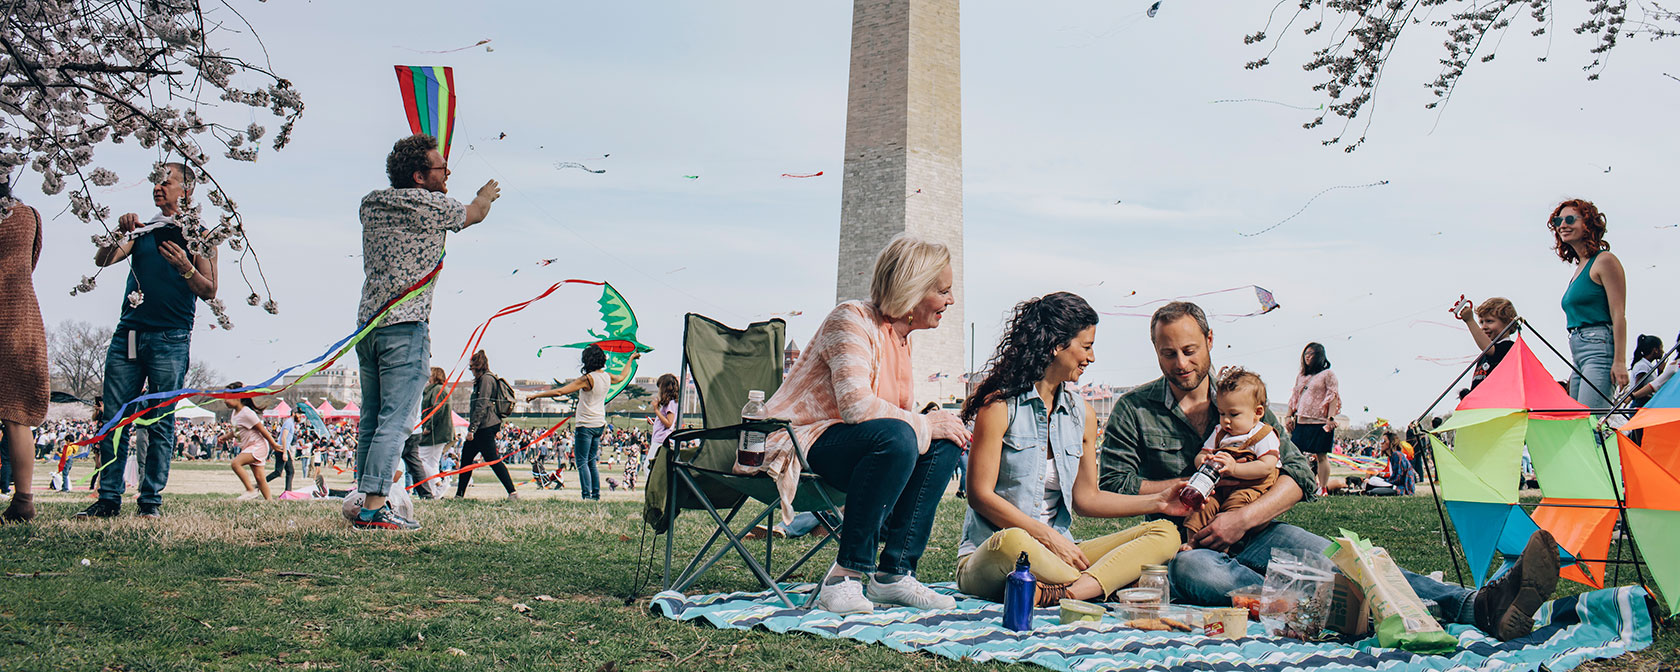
[1124,617,1193,632]
[1326,530,1458,654]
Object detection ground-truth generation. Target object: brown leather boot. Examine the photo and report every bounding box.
[1,492,35,524]
[1035,582,1072,608]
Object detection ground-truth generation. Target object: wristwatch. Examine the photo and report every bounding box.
[180,266,196,280]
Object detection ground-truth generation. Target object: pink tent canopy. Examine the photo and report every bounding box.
[337,402,361,417]
[315,401,338,416]
[262,400,292,418]
[451,411,468,428]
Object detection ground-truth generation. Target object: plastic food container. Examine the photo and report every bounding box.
[1058,598,1107,625]
[1203,607,1250,639]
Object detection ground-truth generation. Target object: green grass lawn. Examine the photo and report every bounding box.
[0,493,1672,671]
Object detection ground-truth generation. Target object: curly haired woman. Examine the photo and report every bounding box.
[957,292,1184,605]
[1549,199,1628,410]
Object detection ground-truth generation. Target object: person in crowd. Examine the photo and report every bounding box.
[1456,297,1519,390]
[525,346,640,501]
[649,373,680,454]
[0,178,44,523]
[1183,368,1280,542]
[957,292,1182,605]
[753,234,970,615]
[456,351,518,500]
[1381,431,1416,496]
[1286,342,1340,495]
[1100,301,1559,641]
[265,407,300,493]
[77,162,218,520]
[1628,334,1665,408]
[351,134,500,530]
[221,386,281,501]
[410,367,454,499]
[1551,199,1628,410]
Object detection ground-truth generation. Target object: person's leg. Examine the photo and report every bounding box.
[1569,326,1616,410]
[136,329,190,508]
[356,323,429,508]
[876,438,960,576]
[1078,520,1182,596]
[479,429,517,494]
[803,419,919,575]
[231,454,257,492]
[1314,453,1330,492]
[575,427,601,499]
[957,527,1082,602]
[94,331,145,505]
[400,435,424,492]
[455,436,484,498]
[1168,522,1333,605]
[416,442,446,498]
[2,421,35,522]
[251,459,271,500]
[354,331,383,504]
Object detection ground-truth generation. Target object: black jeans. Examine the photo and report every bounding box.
[265,449,294,491]
[456,425,515,496]
[804,418,960,576]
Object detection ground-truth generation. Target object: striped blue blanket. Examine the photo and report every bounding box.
[652,583,1651,671]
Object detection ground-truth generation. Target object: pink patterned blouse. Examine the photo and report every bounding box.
[1288,369,1342,424]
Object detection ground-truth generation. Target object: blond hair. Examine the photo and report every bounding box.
[869,234,951,319]
[1475,297,1519,333]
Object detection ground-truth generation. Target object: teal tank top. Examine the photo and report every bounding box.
[1561,253,1612,329]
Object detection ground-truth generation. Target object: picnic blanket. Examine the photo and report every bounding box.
[652,583,1652,671]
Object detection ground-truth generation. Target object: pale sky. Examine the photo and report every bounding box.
[18,2,1679,424]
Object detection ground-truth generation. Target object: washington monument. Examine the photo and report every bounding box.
[835,0,965,404]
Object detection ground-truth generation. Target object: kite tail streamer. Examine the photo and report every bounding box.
[411,279,606,433]
[407,415,574,491]
[1239,181,1391,237]
[69,255,448,453]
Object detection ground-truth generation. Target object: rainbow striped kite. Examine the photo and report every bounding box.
[394,65,457,158]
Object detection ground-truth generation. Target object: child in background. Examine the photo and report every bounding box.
[1455,296,1519,390]
[221,385,281,500]
[1182,369,1280,547]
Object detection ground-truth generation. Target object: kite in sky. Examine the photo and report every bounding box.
[399,39,491,54]
[1239,180,1391,237]
[682,175,700,180]
[537,258,558,267]
[1103,285,1279,319]
[536,283,653,403]
[394,65,457,158]
[555,162,606,174]
[1210,98,1325,111]
[780,171,824,178]
[1147,1,1161,17]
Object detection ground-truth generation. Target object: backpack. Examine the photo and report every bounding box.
[492,374,516,418]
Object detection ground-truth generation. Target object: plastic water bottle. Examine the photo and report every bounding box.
[1003,552,1036,631]
[736,390,767,468]
[1178,461,1222,509]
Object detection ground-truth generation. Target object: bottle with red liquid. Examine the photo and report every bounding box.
[1178,461,1222,509]
[735,390,768,469]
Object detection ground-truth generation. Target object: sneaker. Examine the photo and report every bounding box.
[507,492,519,501]
[136,503,161,519]
[865,574,957,610]
[350,504,421,531]
[1473,530,1559,641]
[73,499,121,519]
[810,576,873,615]
[236,491,261,501]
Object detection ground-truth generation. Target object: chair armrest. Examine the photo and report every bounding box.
[668,419,790,444]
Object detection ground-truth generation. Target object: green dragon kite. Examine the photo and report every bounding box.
[536,282,652,403]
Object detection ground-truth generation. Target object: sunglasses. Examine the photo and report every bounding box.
[1548,215,1578,229]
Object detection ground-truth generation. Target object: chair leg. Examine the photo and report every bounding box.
[676,503,776,594]
[691,492,795,608]
[673,496,748,591]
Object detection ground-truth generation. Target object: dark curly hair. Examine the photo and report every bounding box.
[581,344,607,373]
[1548,198,1609,263]
[386,134,438,189]
[961,292,1097,422]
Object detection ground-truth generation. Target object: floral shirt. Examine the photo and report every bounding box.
[356,188,469,326]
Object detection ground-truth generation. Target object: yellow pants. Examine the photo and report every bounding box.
[955,520,1179,602]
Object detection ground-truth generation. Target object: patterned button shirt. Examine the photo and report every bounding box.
[356,188,468,326]
[1099,376,1315,504]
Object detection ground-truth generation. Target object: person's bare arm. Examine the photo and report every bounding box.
[157,240,218,300]
[527,377,588,400]
[94,213,141,266]
[1597,252,1630,388]
[968,402,1089,570]
[1458,297,1495,352]
[1073,402,1190,519]
[463,179,501,226]
[1220,453,1279,481]
[608,353,641,385]
[1190,473,1303,552]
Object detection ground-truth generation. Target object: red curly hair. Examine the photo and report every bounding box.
[1549,199,1609,263]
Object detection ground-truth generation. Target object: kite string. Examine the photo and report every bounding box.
[1239,180,1391,237]
[1110,284,1259,310]
[407,415,574,491]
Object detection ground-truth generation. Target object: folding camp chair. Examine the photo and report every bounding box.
[643,314,846,607]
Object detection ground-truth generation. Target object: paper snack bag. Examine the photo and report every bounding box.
[1324,530,1458,654]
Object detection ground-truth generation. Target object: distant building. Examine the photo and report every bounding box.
[276,366,360,409]
[784,339,802,374]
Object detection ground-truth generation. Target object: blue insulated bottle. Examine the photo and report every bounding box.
[1003,552,1036,631]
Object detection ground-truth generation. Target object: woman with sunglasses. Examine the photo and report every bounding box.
[1550,199,1628,410]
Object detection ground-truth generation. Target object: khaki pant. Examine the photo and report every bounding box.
[956,520,1179,602]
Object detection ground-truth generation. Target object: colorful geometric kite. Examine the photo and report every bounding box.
[394,65,457,158]
[1619,374,1680,611]
[536,283,653,404]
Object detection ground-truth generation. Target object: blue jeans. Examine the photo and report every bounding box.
[97,328,190,506]
[1568,324,1615,410]
[804,418,961,575]
[574,425,604,499]
[354,322,430,497]
[1168,522,1478,625]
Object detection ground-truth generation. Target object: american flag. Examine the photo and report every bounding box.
[927,372,949,382]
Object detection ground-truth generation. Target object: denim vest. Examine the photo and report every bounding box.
[960,385,1086,555]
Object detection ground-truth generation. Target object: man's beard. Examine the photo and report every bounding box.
[1166,366,1208,393]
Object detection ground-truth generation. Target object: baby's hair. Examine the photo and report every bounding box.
[1215,368,1267,408]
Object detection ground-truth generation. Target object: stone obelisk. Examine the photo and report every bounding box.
[836,0,964,405]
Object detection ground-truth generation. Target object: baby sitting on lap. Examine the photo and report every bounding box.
[1182,368,1280,549]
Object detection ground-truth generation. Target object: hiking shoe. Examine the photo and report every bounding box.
[73,499,121,519]
[136,503,161,519]
[866,574,956,610]
[810,577,874,615]
[507,491,519,501]
[351,504,421,531]
[1473,529,1559,641]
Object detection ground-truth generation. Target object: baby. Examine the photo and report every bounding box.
[1182,368,1280,545]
